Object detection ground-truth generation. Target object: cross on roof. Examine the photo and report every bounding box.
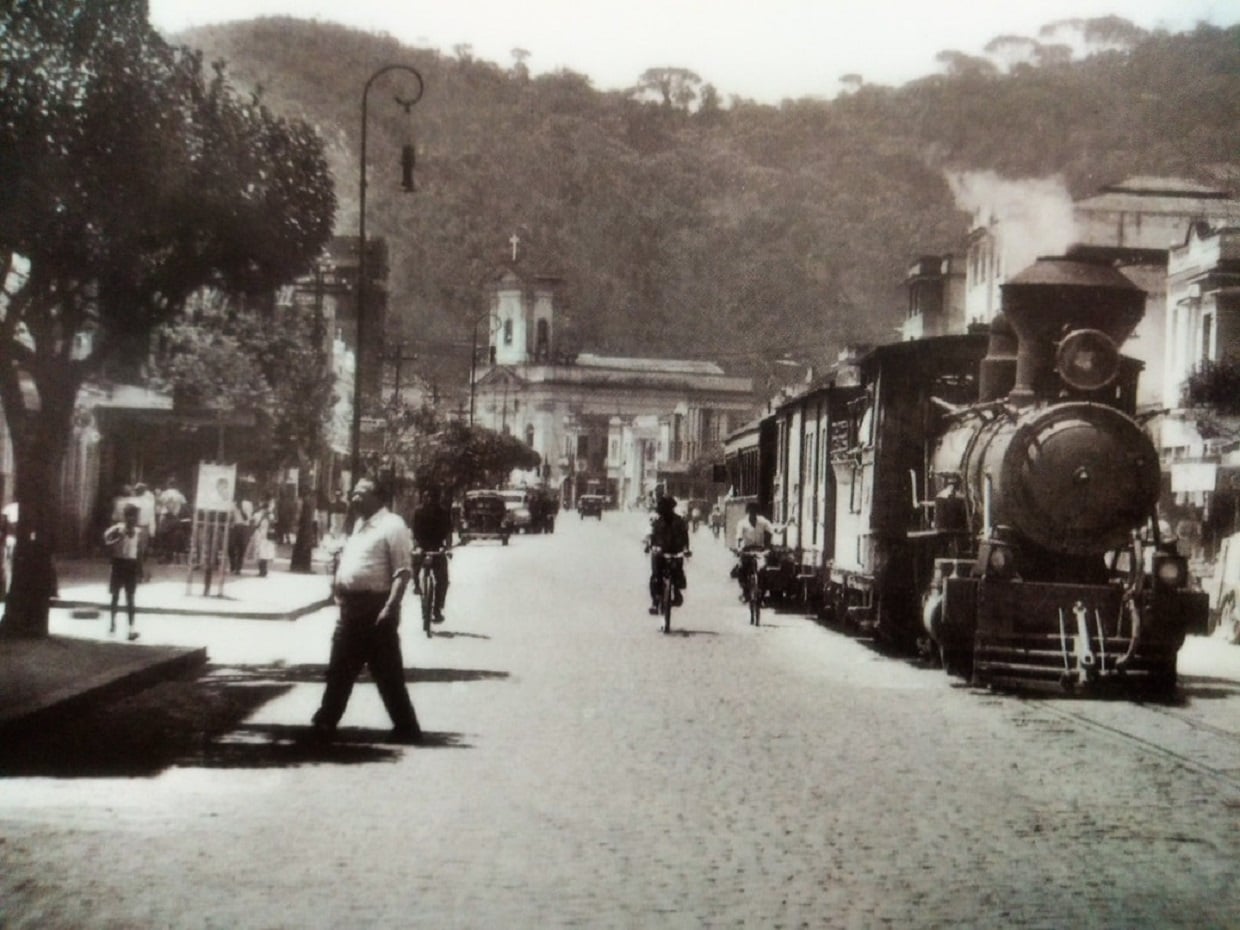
[509,233,520,262]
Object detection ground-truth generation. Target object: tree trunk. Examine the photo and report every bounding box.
[289,491,317,573]
[0,412,69,639]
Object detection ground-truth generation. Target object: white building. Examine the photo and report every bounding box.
[471,263,756,506]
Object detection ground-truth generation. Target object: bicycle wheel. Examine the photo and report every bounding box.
[422,569,435,637]
[661,576,673,633]
[749,572,761,626]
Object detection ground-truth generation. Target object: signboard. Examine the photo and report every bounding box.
[1171,462,1218,494]
[196,463,238,513]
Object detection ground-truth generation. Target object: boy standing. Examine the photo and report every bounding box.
[104,503,145,640]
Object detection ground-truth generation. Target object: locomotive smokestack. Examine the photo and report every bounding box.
[978,312,1018,402]
[1000,257,1145,405]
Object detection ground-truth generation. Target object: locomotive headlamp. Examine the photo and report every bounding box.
[1056,329,1120,392]
[1154,554,1188,588]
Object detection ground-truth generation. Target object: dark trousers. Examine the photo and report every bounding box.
[412,552,449,610]
[228,524,251,573]
[313,592,419,732]
[649,554,686,603]
[109,557,139,622]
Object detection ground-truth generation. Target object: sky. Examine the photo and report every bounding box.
[146,0,1235,104]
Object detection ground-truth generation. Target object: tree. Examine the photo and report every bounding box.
[151,291,338,474]
[0,1,335,636]
[510,47,531,81]
[630,67,702,110]
[1184,356,1240,417]
[414,422,540,498]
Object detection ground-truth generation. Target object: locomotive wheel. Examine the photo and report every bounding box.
[1142,666,1177,701]
[940,644,972,679]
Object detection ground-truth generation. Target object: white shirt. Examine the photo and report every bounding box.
[334,507,412,592]
[736,515,776,548]
[104,523,142,560]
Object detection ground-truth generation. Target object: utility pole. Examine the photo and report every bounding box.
[385,340,419,404]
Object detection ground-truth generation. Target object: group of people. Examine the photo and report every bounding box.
[226,490,280,577]
[102,480,192,639]
[307,479,782,746]
[643,497,783,613]
[108,481,190,564]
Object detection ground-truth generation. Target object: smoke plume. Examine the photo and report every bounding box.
[946,170,1078,276]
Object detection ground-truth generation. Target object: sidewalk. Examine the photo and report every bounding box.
[1,553,337,740]
[52,551,335,621]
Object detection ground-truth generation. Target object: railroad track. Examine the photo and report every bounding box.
[1034,698,1240,796]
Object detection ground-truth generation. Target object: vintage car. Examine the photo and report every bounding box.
[457,490,511,545]
[497,488,533,533]
[577,494,605,519]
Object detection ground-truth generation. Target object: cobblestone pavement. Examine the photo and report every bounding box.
[2,513,1238,928]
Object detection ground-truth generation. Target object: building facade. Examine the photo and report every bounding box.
[1159,222,1240,560]
[470,264,756,506]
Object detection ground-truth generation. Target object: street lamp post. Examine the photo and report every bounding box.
[352,64,424,485]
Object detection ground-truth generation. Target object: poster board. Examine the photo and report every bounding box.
[196,463,238,513]
[187,462,236,597]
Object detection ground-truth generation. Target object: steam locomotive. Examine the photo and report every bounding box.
[724,256,1208,694]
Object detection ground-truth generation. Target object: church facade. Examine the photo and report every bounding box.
[470,265,756,507]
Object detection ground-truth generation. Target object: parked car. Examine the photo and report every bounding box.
[577,494,605,520]
[457,490,511,545]
[498,488,533,533]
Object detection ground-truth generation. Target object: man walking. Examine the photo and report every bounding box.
[311,477,422,744]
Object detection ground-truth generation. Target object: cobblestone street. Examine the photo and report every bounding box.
[2,513,1238,928]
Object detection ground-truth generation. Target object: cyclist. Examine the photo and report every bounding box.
[646,495,690,615]
[410,484,453,623]
[734,502,781,602]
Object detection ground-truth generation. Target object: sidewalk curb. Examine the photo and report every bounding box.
[49,595,335,622]
[0,643,208,738]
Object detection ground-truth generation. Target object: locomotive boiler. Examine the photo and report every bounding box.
[918,257,1207,692]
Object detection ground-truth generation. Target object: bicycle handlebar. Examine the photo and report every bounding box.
[648,546,690,559]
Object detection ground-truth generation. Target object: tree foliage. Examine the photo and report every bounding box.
[1184,355,1240,416]
[150,293,338,471]
[0,1,335,635]
[176,17,1239,381]
[414,422,540,497]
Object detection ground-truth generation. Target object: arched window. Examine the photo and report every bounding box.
[503,318,513,345]
[536,319,549,358]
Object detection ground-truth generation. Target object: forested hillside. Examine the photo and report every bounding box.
[174,17,1239,374]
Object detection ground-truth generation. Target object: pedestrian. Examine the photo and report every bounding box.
[157,480,188,563]
[132,482,158,541]
[290,487,318,573]
[311,477,421,743]
[103,503,145,640]
[2,499,17,595]
[328,489,348,537]
[228,488,254,574]
[276,484,298,545]
[247,495,277,577]
[111,483,134,522]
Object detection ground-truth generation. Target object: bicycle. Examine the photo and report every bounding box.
[416,548,450,638]
[737,548,767,626]
[651,547,689,634]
